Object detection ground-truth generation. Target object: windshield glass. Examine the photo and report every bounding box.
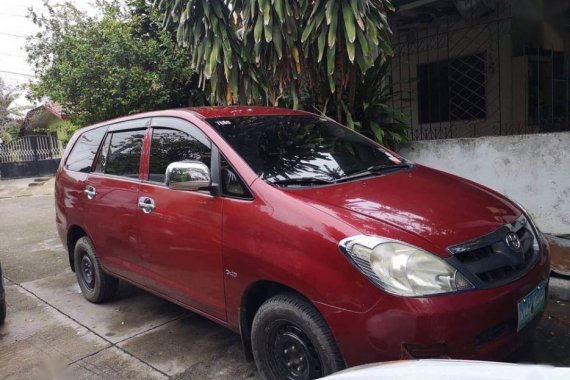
[208,115,409,185]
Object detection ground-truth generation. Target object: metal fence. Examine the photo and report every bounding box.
[0,135,63,178]
[390,2,570,141]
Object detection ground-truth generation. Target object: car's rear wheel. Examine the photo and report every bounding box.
[251,293,344,380]
[74,236,118,303]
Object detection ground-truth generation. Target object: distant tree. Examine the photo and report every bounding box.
[26,0,205,128]
[0,78,24,143]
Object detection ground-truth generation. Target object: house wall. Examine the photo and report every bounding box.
[391,9,513,140]
[399,132,570,234]
[391,0,570,141]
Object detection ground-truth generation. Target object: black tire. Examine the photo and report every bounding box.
[74,236,118,303]
[251,293,344,380]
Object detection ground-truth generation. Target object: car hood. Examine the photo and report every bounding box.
[323,359,567,380]
[287,166,521,252]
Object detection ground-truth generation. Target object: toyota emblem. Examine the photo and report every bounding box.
[505,232,521,251]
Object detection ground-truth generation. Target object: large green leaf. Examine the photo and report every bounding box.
[327,11,338,48]
[342,1,356,43]
[254,15,263,43]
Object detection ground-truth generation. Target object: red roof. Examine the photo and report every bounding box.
[43,102,68,119]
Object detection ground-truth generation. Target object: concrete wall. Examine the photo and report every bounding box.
[399,132,570,234]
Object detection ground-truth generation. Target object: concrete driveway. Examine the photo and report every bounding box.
[0,192,257,380]
[0,181,569,379]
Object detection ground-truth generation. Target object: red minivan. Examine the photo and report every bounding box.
[55,107,550,380]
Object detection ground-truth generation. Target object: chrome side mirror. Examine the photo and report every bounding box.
[165,161,211,191]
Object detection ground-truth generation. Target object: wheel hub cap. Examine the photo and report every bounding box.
[81,255,94,288]
[271,324,322,380]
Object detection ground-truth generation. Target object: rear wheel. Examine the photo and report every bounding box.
[74,236,118,303]
[251,293,344,380]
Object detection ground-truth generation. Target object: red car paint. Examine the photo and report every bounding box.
[55,107,550,368]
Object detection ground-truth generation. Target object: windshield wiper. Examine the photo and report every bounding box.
[335,163,412,183]
[270,177,334,187]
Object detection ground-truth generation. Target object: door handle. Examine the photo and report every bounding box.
[84,186,96,200]
[138,197,155,214]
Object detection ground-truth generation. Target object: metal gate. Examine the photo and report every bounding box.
[0,135,64,179]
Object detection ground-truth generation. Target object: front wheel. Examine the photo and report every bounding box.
[74,236,118,303]
[251,293,344,380]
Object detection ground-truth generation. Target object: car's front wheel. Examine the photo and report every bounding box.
[251,293,344,380]
[74,236,118,303]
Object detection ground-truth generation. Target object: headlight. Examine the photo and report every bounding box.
[339,235,473,297]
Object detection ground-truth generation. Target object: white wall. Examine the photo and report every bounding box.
[399,132,570,234]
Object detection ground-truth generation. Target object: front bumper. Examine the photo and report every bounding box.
[316,242,550,367]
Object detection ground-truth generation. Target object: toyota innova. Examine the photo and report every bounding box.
[55,107,550,380]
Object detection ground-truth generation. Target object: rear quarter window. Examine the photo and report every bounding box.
[65,127,107,172]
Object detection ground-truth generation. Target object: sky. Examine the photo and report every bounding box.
[0,0,98,108]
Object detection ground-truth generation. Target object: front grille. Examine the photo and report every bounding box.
[447,215,540,288]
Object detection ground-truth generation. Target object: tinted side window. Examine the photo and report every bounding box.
[66,127,107,172]
[149,128,211,183]
[221,156,251,199]
[105,130,144,178]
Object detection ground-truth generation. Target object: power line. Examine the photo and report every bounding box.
[0,32,27,39]
[0,70,34,78]
[0,12,27,18]
[0,52,27,58]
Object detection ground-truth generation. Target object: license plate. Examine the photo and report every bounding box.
[517,282,546,331]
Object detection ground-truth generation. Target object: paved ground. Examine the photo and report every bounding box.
[0,188,257,380]
[0,179,569,379]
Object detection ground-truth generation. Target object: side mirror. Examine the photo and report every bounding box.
[165,161,211,191]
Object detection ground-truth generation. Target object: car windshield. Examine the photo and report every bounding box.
[208,115,410,186]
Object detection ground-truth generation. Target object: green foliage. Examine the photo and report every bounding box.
[47,119,78,145]
[0,78,25,143]
[26,0,205,127]
[156,0,394,104]
[347,57,408,148]
[155,0,408,147]
[0,124,21,144]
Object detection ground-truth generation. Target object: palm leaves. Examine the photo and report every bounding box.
[157,0,246,104]
[156,0,393,103]
[301,0,392,95]
[351,56,408,148]
[154,0,406,146]
[0,78,24,126]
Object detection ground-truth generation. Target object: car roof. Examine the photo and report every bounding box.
[73,106,317,136]
[184,106,313,119]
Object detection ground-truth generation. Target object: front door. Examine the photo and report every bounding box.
[137,117,225,320]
